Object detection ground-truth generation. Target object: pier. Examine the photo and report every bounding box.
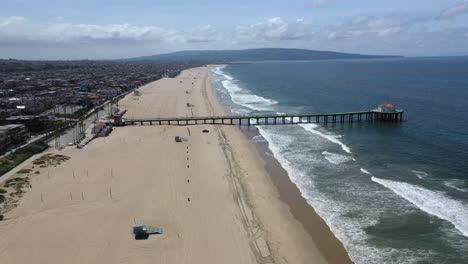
[119,109,403,126]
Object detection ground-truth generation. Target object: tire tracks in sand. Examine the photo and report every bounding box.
[201,70,275,264]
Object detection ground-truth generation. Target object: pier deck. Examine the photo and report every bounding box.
[120,110,403,126]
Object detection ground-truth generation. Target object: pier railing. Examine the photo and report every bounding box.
[119,110,403,126]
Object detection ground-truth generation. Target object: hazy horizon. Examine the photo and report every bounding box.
[1,0,468,60]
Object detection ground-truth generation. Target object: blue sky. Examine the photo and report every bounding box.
[1,0,468,59]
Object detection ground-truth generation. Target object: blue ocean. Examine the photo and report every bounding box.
[211,57,468,264]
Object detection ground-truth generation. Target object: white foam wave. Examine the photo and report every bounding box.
[411,170,429,179]
[221,80,242,93]
[212,65,226,74]
[274,112,304,124]
[212,66,234,81]
[322,151,355,165]
[371,177,468,238]
[444,179,467,193]
[283,116,304,123]
[214,67,278,111]
[257,126,428,263]
[299,124,352,153]
[252,135,265,143]
[360,168,372,175]
[257,127,350,244]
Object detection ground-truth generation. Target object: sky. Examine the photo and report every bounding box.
[1,0,468,59]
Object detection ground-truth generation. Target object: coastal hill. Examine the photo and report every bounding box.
[127,48,401,62]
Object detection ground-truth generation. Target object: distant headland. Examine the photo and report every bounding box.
[125,48,403,63]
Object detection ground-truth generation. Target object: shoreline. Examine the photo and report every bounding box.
[210,67,352,263]
[248,127,352,263]
[0,66,350,264]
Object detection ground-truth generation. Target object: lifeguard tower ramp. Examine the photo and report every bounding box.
[133,223,163,239]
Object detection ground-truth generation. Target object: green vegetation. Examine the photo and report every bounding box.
[32,154,70,168]
[4,177,28,188]
[17,169,32,174]
[42,120,73,134]
[0,188,6,194]
[0,177,29,217]
[55,106,92,119]
[14,118,73,134]
[0,142,49,177]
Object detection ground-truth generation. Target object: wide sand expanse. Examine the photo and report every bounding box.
[0,66,350,263]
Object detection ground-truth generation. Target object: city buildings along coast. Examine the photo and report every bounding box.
[0,60,202,155]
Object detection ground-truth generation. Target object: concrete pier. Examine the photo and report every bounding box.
[118,109,404,126]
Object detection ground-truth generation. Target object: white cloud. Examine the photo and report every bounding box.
[235,17,314,43]
[231,15,468,55]
[347,15,427,31]
[232,15,430,48]
[377,27,403,37]
[0,13,467,58]
[0,16,27,27]
[438,2,468,20]
[323,14,433,42]
[0,16,188,44]
[0,14,456,49]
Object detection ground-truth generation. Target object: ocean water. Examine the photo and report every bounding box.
[211,57,468,264]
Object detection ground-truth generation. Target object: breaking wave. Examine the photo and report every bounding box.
[211,63,468,263]
[256,126,428,263]
[212,66,277,111]
[411,170,429,179]
[444,179,467,193]
[299,124,352,153]
[360,168,371,175]
[371,177,468,238]
[322,151,355,165]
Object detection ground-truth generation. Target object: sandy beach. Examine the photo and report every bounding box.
[0,66,351,264]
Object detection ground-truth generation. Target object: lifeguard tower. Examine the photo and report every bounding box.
[133,223,163,240]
